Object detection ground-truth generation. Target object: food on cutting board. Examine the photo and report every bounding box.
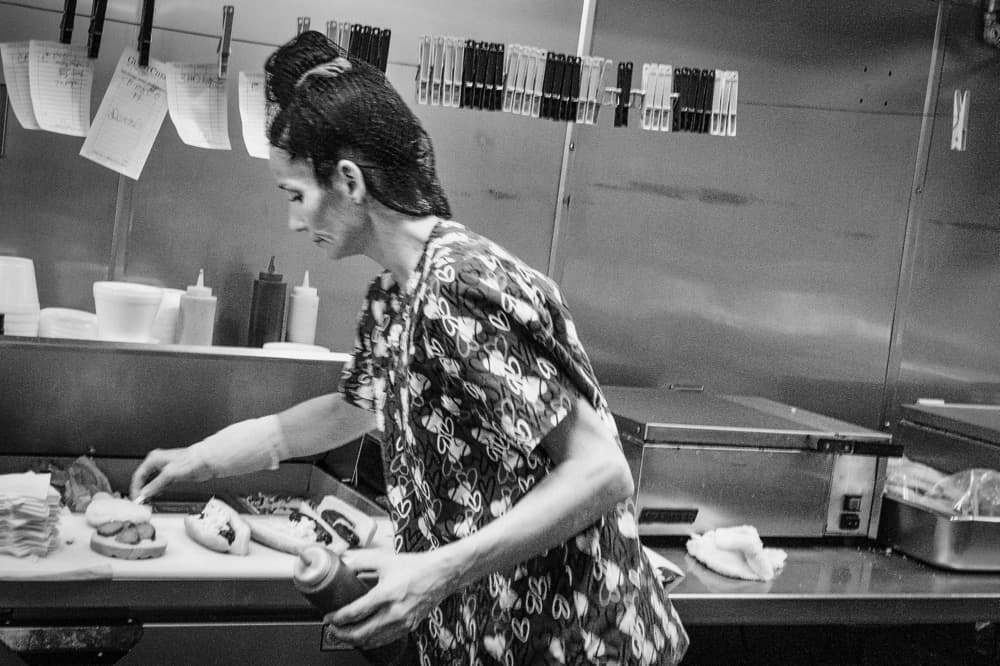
[89,520,167,560]
[244,491,302,515]
[30,455,114,512]
[248,502,349,555]
[313,494,377,549]
[184,497,251,555]
[85,491,153,526]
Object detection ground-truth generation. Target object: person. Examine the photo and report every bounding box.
[130,31,688,665]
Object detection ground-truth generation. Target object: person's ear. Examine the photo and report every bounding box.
[336,159,366,204]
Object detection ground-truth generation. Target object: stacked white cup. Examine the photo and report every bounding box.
[0,257,41,337]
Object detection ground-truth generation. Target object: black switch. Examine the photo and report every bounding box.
[839,512,861,531]
[842,495,862,512]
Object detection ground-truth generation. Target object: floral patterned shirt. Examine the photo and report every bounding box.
[340,220,688,665]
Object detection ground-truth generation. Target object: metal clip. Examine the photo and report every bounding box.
[296,17,310,36]
[59,0,77,45]
[217,5,234,79]
[86,0,108,59]
[137,0,155,67]
[951,89,969,151]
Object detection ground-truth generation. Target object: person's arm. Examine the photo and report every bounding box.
[327,393,633,648]
[130,392,376,500]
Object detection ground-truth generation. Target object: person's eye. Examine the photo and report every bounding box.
[287,193,303,203]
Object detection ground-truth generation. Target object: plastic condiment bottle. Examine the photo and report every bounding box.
[176,269,217,346]
[247,256,287,346]
[293,545,413,666]
[286,270,320,345]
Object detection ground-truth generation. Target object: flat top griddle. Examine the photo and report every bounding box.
[900,403,1000,445]
[603,385,893,451]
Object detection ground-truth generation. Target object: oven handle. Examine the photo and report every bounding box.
[0,621,142,664]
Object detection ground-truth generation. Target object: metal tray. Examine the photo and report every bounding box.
[878,495,1000,571]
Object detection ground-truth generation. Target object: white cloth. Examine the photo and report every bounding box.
[187,415,287,478]
[685,525,787,581]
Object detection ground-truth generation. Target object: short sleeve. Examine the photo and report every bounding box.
[338,275,393,412]
[418,263,580,459]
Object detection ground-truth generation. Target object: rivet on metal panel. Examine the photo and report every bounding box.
[569,141,575,151]
[915,186,923,194]
[562,194,571,206]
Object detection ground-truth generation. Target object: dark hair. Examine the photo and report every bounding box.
[265,31,451,219]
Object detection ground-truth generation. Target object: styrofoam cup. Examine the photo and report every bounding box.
[0,256,40,313]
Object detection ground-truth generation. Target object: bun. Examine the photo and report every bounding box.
[85,492,153,526]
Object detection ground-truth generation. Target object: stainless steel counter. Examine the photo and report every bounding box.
[5,545,1000,627]
[657,543,1000,626]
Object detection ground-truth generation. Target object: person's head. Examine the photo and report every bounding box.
[265,31,451,258]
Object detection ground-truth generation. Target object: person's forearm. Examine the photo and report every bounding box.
[434,450,633,592]
[276,392,377,460]
[189,392,376,478]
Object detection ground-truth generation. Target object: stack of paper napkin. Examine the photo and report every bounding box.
[0,472,62,557]
[686,525,787,581]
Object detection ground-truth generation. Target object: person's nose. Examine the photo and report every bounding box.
[289,216,308,232]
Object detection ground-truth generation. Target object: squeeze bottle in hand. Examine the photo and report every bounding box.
[286,270,320,345]
[293,545,413,666]
[176,269,217,346]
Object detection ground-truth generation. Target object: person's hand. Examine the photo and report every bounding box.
[129,447,212,501]
[325,548,458,649]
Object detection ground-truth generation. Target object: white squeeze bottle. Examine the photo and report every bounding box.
[176,269,217,346]
[286,270,319,345]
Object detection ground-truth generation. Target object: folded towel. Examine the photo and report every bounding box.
[686,525,787,581]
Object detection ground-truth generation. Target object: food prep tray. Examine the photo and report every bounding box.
[878,495,1000,571]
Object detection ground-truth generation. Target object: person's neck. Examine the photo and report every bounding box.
[367,206,440,288]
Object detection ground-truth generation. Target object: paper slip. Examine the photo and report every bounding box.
[165,62,231,150]
[0,42,40,129]
[81,48,168,180]
[238,71,270,159]
[0,472,52,501]
[27,40,92,136]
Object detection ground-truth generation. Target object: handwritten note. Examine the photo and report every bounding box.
[80,48,168,180]
[165,62,231,150]
[0,42,40,130]
[238,71,270,159]
[27,40,92,136]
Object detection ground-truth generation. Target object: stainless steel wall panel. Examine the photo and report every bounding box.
[0,4,121,311]
[100,0,578,349]
[891,3,1000,417]
[556,0,939,429]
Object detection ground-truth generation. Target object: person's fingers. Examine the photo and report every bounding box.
[331,589,382,626]
[129,452,165,499]
[137,465,175,501]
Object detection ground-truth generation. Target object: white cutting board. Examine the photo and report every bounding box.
[1,514,396,581]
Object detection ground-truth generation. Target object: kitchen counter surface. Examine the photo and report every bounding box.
[4,537,1000,626]
[656,542,1000,625]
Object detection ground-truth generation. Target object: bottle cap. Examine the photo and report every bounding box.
[292,270,318,297]
[186,269,213,297]
[294,544,337,590]
[259,255,284,282]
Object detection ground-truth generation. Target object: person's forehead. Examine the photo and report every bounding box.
[269,147,316,184]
